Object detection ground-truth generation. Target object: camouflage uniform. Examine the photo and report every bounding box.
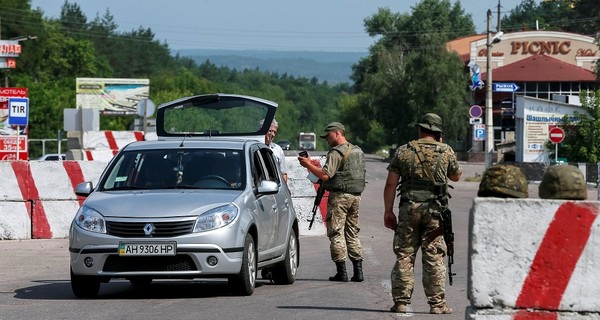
[387,137,461,309]
[326,192,362,261]
[322,142,364,263]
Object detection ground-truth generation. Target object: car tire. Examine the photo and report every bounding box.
[228,233,257,295]
[271,228,299,285]
[70,268,100,298]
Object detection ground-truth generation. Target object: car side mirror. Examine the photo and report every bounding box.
[257,180,278,194]
[75,181,94,196]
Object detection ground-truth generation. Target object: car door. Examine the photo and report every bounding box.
[251,147,279,261]
[258,147,291,255]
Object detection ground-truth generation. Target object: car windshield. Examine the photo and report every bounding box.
[100,149,245,191]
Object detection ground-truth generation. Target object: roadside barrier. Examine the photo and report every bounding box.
[0,156,325,240]
[467,198,600,319]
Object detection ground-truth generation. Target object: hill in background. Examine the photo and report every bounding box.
[174,49,368,84]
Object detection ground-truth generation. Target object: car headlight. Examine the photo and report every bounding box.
[74,206,107,234]
[194,204,239,232]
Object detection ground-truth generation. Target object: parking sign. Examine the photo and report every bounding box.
[8,97,29,126]
[474,124,485,141]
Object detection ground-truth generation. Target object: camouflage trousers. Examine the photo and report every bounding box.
[326,192,363,262]
[391,201,447,307]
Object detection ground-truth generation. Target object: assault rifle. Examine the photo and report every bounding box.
[308,181,325,230]
[441,208,456,285]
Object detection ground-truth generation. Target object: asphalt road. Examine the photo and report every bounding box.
[0,156,596,320]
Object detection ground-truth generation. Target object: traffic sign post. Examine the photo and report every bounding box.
[549,127,565,163]
[8,97,29,160]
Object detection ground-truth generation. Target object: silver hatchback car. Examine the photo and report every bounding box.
[69,94,299,297]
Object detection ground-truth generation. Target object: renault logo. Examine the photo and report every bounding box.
[143,223,155,236]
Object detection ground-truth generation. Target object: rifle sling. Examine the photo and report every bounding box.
[426,226,445,242]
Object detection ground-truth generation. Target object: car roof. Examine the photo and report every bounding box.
[122,137,259,152]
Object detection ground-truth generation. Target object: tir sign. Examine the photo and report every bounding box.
[8,97,29,126]
[549,127,565,144]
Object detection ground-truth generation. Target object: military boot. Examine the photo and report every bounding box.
[350,259,364,282]
[328,261,348,282]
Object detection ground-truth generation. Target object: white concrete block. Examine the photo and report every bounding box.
[0,202,31,240]
[469,198,600,312]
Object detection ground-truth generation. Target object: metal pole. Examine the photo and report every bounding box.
[485,9,494,169]
[16,126,20,160]
[57,130,61,155]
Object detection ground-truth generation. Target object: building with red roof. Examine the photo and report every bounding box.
[448,30,599,162]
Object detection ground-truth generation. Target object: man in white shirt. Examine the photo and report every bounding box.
[259,118,289,183]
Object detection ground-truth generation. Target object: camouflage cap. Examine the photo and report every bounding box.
[478,164,528,198]
[539,165,587,200]
[416,113,443,133]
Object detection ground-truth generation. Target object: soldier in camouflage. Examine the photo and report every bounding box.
[539,165,587,200]
[383,113,462,315]
[298,122,366,282]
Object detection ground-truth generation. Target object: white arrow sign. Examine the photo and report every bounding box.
[493,82,521,92]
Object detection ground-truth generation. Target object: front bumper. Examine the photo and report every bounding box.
[70,242,244,277]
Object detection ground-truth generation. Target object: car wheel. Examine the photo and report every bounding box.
[70,268,100,298]
[129,277,153,288]
[272,228,298,284]
[228,233,257,295]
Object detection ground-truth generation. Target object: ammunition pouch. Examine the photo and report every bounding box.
[401,180,448,203]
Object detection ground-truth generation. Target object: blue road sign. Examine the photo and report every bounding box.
[493,82,521,92]
[8,97,29,126]
[474,124,485,141]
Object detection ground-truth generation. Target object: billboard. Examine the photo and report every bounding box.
[76,78,150,115]
[0,87,28,160]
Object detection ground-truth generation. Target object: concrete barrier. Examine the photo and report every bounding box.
[0,156,325,240]
[468,198,600,319]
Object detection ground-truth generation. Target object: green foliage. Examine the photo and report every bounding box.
[502,0,600,35]
[553,90,600,163]
[0,0,345,154]
[350,0,473,152]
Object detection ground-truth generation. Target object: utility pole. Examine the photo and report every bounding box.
[485,9,494,169]
[497,0,502,32]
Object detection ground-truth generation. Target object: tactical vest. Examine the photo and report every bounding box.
[322,143,366,194]
[400,140,449,203]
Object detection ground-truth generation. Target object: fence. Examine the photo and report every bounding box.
[28,138,68,159]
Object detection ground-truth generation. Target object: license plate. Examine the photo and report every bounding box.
[118,242,176,256]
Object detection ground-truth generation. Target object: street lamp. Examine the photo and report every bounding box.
[484,9,503,169]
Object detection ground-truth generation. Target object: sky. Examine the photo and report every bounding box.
[30,0,528,52]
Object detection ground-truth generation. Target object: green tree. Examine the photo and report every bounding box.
[350,0,474,152]
[555,90,600,162]
[501,0,599,35]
